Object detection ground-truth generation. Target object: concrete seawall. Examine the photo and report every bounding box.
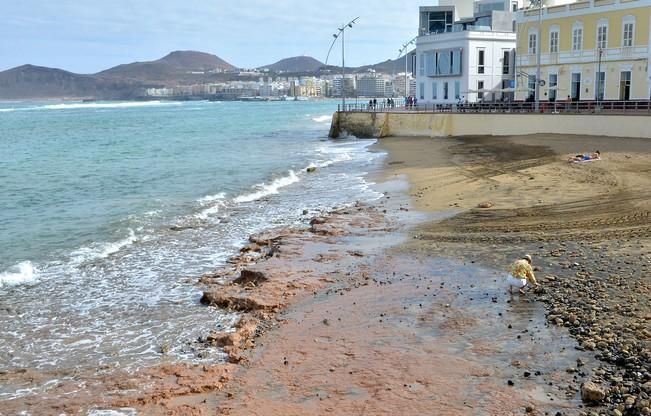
[329,112,651,139]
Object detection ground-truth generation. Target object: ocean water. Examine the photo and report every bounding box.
[0,99,384,399]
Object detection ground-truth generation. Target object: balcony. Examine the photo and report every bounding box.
[569,1,590,9]
[517,45,649,68]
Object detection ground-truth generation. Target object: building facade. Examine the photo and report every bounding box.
[357,76,388,97]
[515,0,651,102]
[415,0,524,104]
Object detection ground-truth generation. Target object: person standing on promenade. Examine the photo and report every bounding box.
[507,254,539,294]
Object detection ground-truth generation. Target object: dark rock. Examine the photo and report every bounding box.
[233,269,268,286]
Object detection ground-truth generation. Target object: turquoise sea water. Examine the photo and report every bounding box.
[0,100,383,399]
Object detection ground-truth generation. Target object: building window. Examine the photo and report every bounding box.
[571,73,581,101]
[455,80,460,100]
[550,31,559,53]
[452,50,462,75]
[433,48,462,76]
[419,82,425,100]
[512,1,518,12]
[425,51,437,76]
[527,75,536,101]
[597,25,608,50]
[572,26,583,51]
[502,50,510,75]
[549,73,558,102]
[620,71,631,100]
[477,49,485,74]
[432,82,437,99]
[623,22,634,47]
[443,82,449,100]
[477,80,484,101]
[419,54,425,76]
[428,11,453,34]
[595,71,605,101]
[528,33,537,55]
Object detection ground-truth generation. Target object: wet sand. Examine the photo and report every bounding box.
[382,134,651,415]
[139,133,650,415]
[3,134,650,415]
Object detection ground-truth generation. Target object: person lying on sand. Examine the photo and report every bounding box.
[568,150,600,162]
[506,254,539,294]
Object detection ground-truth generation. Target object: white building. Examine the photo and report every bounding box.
[415,0,524,104]
[357,76,388,97]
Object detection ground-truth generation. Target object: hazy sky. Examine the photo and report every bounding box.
[1,0,431,73]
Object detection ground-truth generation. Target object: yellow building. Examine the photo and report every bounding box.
[515,0,651,102]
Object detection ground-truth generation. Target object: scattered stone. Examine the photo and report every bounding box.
[582,341,596,351]
[581,381,607,403]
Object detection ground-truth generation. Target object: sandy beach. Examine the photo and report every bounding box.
[3,133,649,415]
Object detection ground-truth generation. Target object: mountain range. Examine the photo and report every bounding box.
[0,50,412,99]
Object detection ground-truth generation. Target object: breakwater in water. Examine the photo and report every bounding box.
[329,111,651,139]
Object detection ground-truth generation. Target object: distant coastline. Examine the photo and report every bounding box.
[0,50,406,101]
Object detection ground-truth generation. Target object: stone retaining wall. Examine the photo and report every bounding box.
[329,112,651,139]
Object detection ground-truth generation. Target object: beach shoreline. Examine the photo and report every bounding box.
[138,133,650,415]
[2,133,649,415]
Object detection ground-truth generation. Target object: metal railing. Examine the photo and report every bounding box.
[337,100,651,115]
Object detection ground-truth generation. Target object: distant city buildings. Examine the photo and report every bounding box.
[357,75,389,97]
[144,66,411,100]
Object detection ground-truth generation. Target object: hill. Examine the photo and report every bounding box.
[0,65,140,99]
[354,50,415,74]
[0,51,238,99]
[259,56,324,73]
[98,50,237,81]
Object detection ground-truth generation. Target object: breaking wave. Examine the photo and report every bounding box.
[69,229,138,264]
[40,101,182,111]
[312,114,332,123]
[0,261,38,288]
[233,170,300,203]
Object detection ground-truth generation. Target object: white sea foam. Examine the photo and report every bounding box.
[196,201,226,219]
[0,261,38,288]
[195,192,227,219]
[233,170,300,203]
[198,192,226,204]
[87,409,138,416]
[70,229,138,264]
[0,108,15,112]
[312,114,332,123]
[38,101,182,111]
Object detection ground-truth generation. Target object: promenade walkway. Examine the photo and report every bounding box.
[338,99,651,115]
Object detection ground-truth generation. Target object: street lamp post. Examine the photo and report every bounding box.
[398,36,418,101]
[534,0,543,112]
[596,47,603,107]
[326,17,359,111]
